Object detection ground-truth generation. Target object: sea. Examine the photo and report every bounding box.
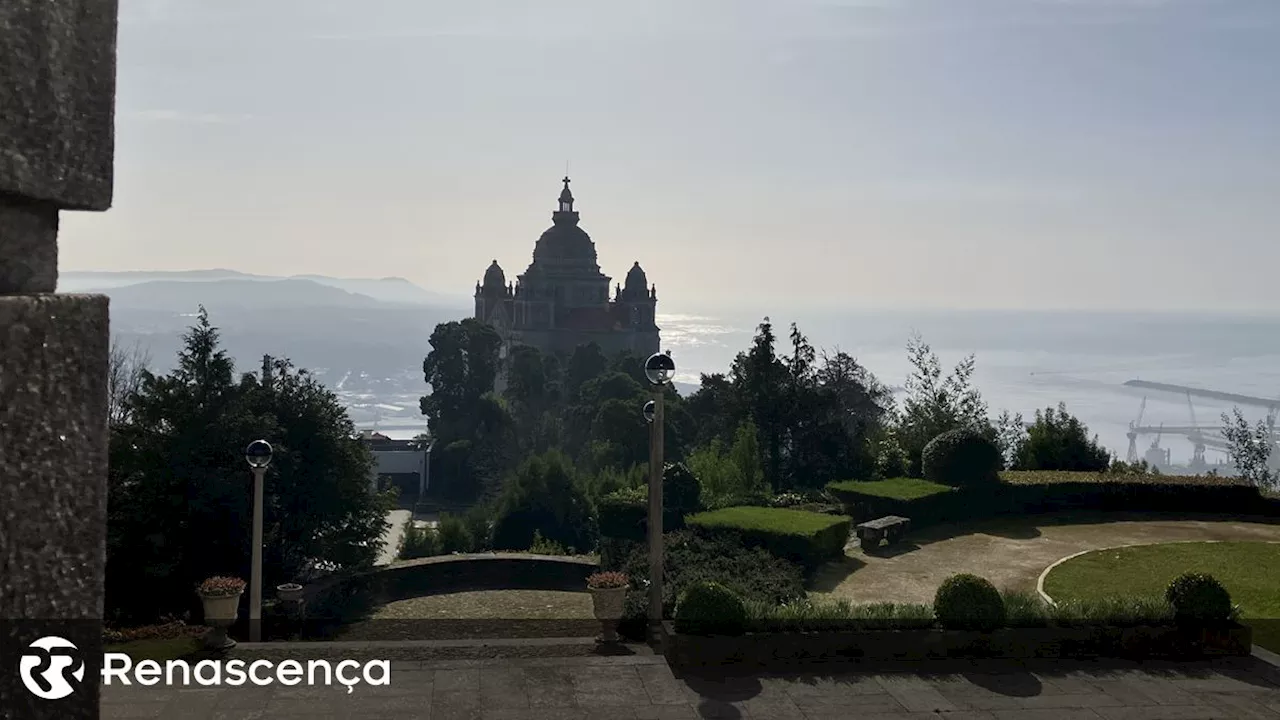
[361,308,1280,470]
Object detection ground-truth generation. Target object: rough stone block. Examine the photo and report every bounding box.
[0,0,119,210]
[0,293,109,719]
[0,196,59,293]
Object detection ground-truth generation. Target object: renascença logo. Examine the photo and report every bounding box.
[19,636,86,700]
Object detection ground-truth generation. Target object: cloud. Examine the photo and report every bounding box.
[120,110,254,124]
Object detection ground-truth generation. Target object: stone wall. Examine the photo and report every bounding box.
[0,2,119,718]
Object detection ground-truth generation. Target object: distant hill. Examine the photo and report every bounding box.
[86,278,386,310]
[60,269,469,307]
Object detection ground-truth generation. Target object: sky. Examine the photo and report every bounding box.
[60,0,1280,313]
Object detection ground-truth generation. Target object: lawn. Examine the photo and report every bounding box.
[826,477,954,501]
[1042,541,1280,651]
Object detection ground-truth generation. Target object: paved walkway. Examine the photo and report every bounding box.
[815,513,1280,605]
[376,509,413,566]
[100,652,1280,719]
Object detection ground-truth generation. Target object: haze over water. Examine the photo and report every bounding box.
[660,308,1280,467]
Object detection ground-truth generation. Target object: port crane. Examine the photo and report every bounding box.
[1122,380,1280,473]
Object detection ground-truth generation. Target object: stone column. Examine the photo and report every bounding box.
[0,2,119,719]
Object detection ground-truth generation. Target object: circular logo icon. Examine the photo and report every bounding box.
[19,636,85,700]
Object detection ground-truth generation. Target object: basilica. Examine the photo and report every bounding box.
[473,177,661,362]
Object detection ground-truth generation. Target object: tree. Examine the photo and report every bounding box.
[1222,407,1279,488]
[108,336,151,427]
[895,334,991,477]
[1015,403,1109,472]
[419,319,510,500]
[730,318,788,487]
[106,309,392,624]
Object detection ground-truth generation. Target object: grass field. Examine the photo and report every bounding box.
[827,477,954,501]
[1043,541,1280,651]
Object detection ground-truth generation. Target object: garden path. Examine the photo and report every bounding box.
[813,512,1280,605]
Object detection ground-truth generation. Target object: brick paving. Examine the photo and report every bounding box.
[100,653,1280,719]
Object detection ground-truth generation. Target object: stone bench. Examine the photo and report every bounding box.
[855,515,911,551]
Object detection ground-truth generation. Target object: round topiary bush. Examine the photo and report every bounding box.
[933,573,1006,632]
[921,428,1002,488]
[1165,572,1233,624]
[674,581,748,636]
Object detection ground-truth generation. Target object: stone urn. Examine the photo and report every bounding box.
[276,583,304,603]
[197,576,246,650]
[587,571,630,644]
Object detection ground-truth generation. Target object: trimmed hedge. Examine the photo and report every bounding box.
[828,471,1278,527]
[686,506,852,569]
[598,487,647,543]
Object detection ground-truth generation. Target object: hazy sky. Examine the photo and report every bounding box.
[61,0,1280,312]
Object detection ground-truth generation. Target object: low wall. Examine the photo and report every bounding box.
[305,553,599,619]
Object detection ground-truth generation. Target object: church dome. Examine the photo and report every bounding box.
[531,175,597,262]
[482,259,506,290]
[533,224,597,262]
[625,261,647,290]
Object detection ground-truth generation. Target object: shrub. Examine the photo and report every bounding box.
[1165,572,1234,624]
[462,504,493,551]
[587,571,629,590]
[1016,403,1110,472]
[922,429,1002,488]
[620,529,805,625]
[686,506,851,569]
[933,574,1006,632]
[529,530,568,556]
[492,450,596,552]
[663,462,703,530]
[674,581,747,635]
[1052,595,1174,627]
[436,513,474,554]
[599,486,647,543]
[745,597,934,632]
[400,521,440,560]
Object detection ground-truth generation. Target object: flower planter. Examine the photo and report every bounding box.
[590,587,627,643]
[198,591,243,650]
[276,583,304,603]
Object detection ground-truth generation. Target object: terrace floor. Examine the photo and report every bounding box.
[812,512,1280,605]
[100,651,1280,719]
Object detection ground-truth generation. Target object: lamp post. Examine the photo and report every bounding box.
[643,351,675,639]
[244,439,273,643]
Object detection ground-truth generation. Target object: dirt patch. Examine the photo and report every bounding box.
[814,512,1280,605]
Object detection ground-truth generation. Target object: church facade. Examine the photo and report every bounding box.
[474,177,661,362]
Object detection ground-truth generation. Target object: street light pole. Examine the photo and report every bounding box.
[250,465,265,642]
[647,389,665,632]
[642,352,676,641]
[244,440,273,643]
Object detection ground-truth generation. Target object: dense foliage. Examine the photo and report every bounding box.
[107,308,392,624]
[933,574,1006,632]
[491,450,596,553]
[894,335,992,478]
[686,506,852,569]
[620,530,806,620]
[674,582,748,635]
[1012,403,1110,472]
[1165,572,1234,624]
[921,428,1002,488]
